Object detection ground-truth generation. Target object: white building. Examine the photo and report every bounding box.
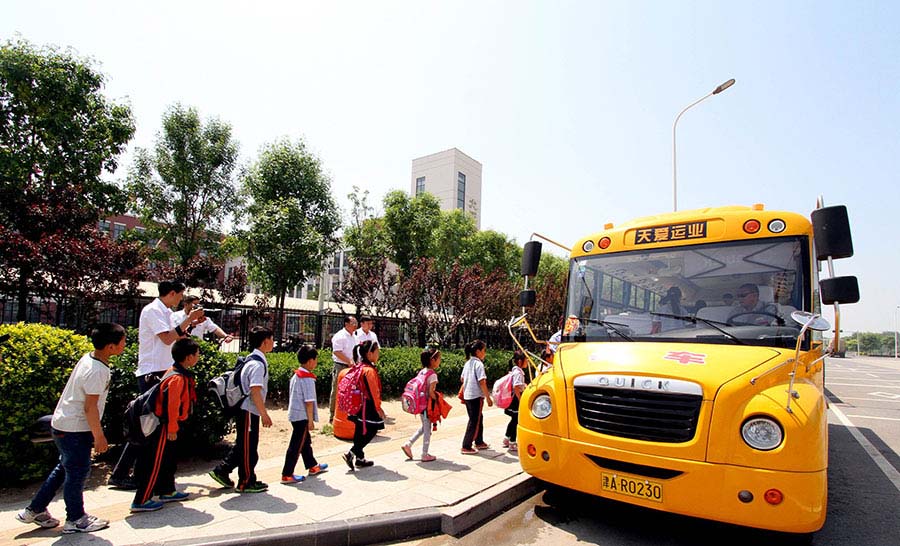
[411,148,483,229]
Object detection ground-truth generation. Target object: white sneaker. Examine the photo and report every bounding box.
[62,514,109,534]
[15,507,59,528]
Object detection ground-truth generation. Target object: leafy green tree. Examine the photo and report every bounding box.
[238,139,340,343]
[127,104,239,269]
[0,39,137,323]
[382,190,441,275]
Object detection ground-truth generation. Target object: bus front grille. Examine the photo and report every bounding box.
[574,387,702,443]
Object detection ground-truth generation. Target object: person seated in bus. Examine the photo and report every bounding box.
[691,300,707,316]
[730,283,779,324]
[651,287,685,333]
[722,293,734,306]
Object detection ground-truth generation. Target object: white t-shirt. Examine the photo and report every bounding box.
[354,329,378,347]
[137,298,174,376]
[331,328,356,365]
[461,357,487,400]
[548,330,562,353]
[52,353,111,433]
[240,350,269,414]
[510,366,526,390]
[171,309,219,338]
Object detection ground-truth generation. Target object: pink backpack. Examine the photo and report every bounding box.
[337,364,367,415]
[492,372,515,409]
[401,369,436,414]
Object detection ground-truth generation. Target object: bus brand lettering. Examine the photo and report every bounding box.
[635,221,707,244]
[595,375,672,391]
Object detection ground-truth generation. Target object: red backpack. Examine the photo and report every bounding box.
[401,369,436,414]
[337,364,367,415]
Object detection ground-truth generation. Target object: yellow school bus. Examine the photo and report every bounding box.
[512,203,858,535]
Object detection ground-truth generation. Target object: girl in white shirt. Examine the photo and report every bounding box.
[503,351,528,452]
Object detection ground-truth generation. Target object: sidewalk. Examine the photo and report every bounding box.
[0,407,540,546]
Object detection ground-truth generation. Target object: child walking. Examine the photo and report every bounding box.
[460,340,493,454]
[281,344,328,484]
[342,340,384,471]
[401,348,441,462]
[209,326,274,493]
[502,350,528,453]
[131,338,199,512]
[16,323,125,534]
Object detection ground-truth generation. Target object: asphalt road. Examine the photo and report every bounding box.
[404,356,900,546]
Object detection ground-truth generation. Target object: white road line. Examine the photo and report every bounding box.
[834,397,900,403]
[827,383,900,388]
[829,404,900,494]
[844,415,900,422]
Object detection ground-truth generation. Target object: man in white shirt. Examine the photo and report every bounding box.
[328,316,357,421]
[353,315,378,346]
[171,295,234,344]
[109,280,203,490]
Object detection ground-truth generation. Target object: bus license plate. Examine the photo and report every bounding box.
[601,472,663,503]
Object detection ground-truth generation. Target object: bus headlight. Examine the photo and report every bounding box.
[531,394,552,419]
[741,416,783,451]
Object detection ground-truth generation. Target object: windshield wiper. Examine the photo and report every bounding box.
[575,317,635,342]
[650,312,746,345]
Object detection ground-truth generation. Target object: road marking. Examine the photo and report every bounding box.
[869,392,900,400]
[830,404,900,494]
[836,397,900,403]
[844,415,900,422]
[827,383,900,388]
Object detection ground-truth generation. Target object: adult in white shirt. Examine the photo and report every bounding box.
[328,316,358,421]
[110,280,203,490]
[353,315,379,346]
[171,295,234,344]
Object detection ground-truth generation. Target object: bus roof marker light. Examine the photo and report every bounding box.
[768,219,786,233]
[599,237,611,249]
[582,240,595,252]
[604,223,614,230]
[743,219,761,234]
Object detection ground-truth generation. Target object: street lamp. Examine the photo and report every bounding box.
[672,78,736,211]
[894,305,899,358]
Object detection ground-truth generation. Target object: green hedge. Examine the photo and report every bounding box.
[0,323,93,484]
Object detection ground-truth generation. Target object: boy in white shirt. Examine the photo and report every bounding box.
[16,323,126,534]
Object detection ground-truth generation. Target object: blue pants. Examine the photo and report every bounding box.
[28,429,93,522]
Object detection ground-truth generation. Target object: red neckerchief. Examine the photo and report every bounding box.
[295,368,316,380]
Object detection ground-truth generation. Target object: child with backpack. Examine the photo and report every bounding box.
[401,348,441,462]
[16,323,125,534]
[460,339,493,455]
[209,327,274,493]
[502,350,528,453]
[130,338,199,512]
[341,340,384,471]
[280,344,328,484]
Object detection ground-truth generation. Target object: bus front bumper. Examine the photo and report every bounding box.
[518,428,826,533]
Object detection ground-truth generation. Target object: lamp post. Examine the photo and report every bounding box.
[894,305,899,358]
[672,78,736,211]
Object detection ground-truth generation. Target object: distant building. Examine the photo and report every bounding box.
[411,148,482,229]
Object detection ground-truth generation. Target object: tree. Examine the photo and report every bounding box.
[127,104,239,270]
[382,191,441,275]
[238,139,340,343]
[0,39,137,323]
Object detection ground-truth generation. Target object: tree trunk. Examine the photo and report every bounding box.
[16,268,30,322]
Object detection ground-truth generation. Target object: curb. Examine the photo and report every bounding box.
[159,474,543,546]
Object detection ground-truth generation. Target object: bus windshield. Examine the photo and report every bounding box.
[563,236,811,348]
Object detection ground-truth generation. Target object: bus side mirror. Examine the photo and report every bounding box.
[519,289,536,307]
[811,205,853,260]
[820,276,859,305]
[522,241,542,277]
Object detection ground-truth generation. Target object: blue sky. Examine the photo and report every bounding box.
[3,1,898,333]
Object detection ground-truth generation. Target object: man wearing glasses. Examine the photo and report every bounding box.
[732,283,778,324]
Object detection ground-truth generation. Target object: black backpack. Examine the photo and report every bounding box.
[122,369,178,446]
[208,353,266,415]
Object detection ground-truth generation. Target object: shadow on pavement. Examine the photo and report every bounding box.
[126,505,215,529]
[219,493,298,513]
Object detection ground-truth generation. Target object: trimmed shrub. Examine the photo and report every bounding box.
[0,323,93,484]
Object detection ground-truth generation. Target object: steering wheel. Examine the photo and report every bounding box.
[726,311,784,326]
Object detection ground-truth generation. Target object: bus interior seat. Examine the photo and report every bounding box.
[695,306,734,324]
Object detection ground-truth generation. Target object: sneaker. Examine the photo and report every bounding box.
[421,454,437,462]
[460,447,478,455]
[158,491,189,502]
[130,500,164,513]
[508,442,518,452]
[475,443,491,450]
[237,482,268,494]
[308,463,329,476]
[401,444,413,460]
[343,451,355,471]
[208,470,234,489]
[108,476,138,490]
[355,458,374,468]
[62,514,109,534]
[502,437,510,448]
[15,507,59,528]
[281,475,306,484]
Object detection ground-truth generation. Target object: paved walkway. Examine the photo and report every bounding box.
[1,407,534,545]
